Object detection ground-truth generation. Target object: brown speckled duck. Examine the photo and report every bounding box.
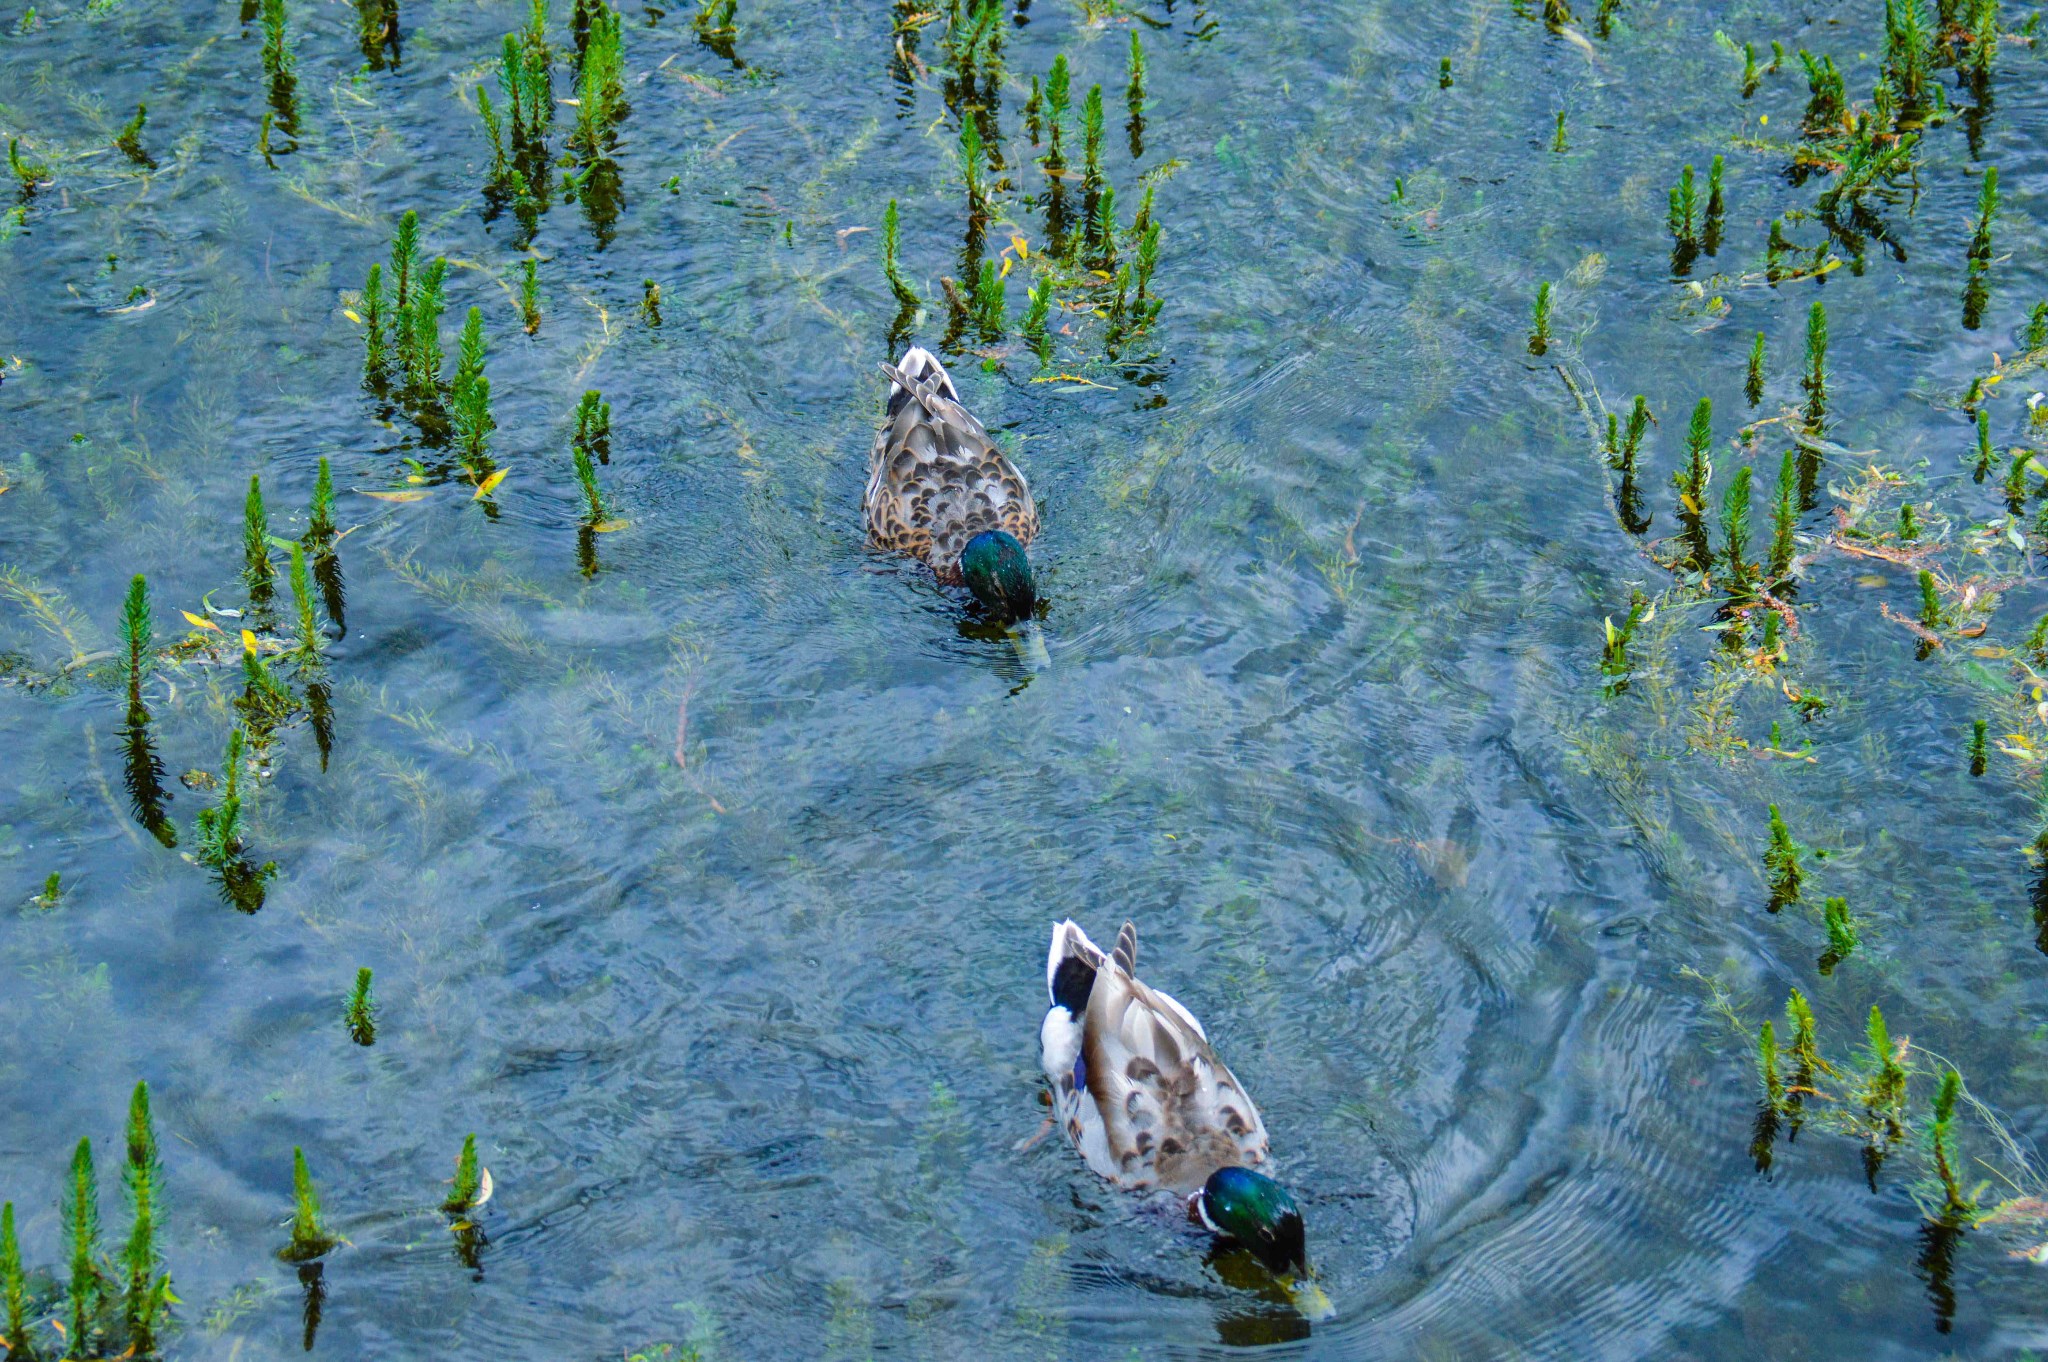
[864,346,1039,621]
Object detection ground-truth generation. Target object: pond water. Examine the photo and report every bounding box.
[4,0,2048,1356]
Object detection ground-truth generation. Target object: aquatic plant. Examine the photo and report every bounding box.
[571,0,625,162]
[1928,1069,1975,1220]
[260,0,294,83]
[1022,278,1053,366]
[288,543,320,663]
[121,573,152,709]
[122,1082,170,1353]
[305,457,344,630]
[1918,569,1943,630]
[1702,154,1725,253]
[1864,1004,1907,1124]
[407,257,449,396]
[1131,217,1164,329]
[1126,30,1145,156]
[1042,53,1070,167]
[114,103,150,165]
[194,727,250,868]
[1819,896,1856,974]
[1974,409,1992,480]
[362,262,388,376]
[693,0,737,55]
[1802,299,1828,431]
[239,635,295,732]
[2,1202,24,1357]
[971,259,1003,341]
[1667,163,1698,270]
[1675,397,1714,569]
[281,1149,337,1262]
[451,306,494,474]
[573,390,612,467]
[1969,718,1987,776]
[1551,110,1568,154]
[1720,464,1754,599]
[1884,0,1938,120]
[960,115,985,220]
[1762,802,1802,908]
[244,474,275,610]
[1080,83,1106,247]
[1089,183,1117,270]
[1899,502,1920,541]
[2007,449,2032,513]
[2027,301,2047,351]
[345,967,376,1045]
[882,199,919,309]
[512,258,541,335]
[1757,1019,1783,1108]
[443,1135,482,1214]
[1529,281,1552,356]
[1600,587,1649,688]
[7,137,48,197]
[1543,0,1573,28]
[65,1137,100,1353]
[1439,56,1453,88]
[1745,333,1765,407]
[478,86,510,193]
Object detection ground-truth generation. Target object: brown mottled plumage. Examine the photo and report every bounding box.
[1040,920,1272,1194]
[864,346,1037,583]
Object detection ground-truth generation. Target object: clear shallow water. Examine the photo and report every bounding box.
[4,0,2048,1355]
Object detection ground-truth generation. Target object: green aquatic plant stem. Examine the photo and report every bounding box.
[392,210,420,311]
[115,103,148,162]
[1802,299,1828,431]
[1551,110,1567,153]
[1089,182,1117,268]
[66,1137,100,1353]
[451,306,494,471]
[409,258,448,394]
[1043,53,1070,166]
[123,1081,168,1350]
[1720,463,1754,597]
[1745,332,1765,407]
[122,573,152,710]
[1823,895,1856,964]
[1758,1020,1782,1108]
[308,456,336,547]
[2027,301,2047,352]
[1785,990,1822,1077]
[1763,803,1802,906]
[345,967,376,1045]
[195,727,248,868]
[1969,165,1998,266]
[960,114,984,216]
[1930,1068,1973,1219]
[882,199,918,308]
[1918,569,1942,629]
[1968,718,1987,775]
[1975,409,1993,478]
[444,1135,481,1213]
[1884,0,1935,119]
[572,0,624,159]
[520,258,542,334]
[1529,281,1552,356]
[573,390,611,467]
[284,1149,336,1262]
[573,436,607,521]
[1767,450,1797,582]
[1675,397,1713,519]
[362,261,387,374]
[1800,49,1846,134]
[244,474,275,607]
[1439,56,1452,87]
[288,543,320,663]
[1022,278,1052,365]
[1126,30,1145,121]
[1865,1005,1906,1115]
[1667,164,1696,246]
[260,0,293,80]
[8,137,49,195]
[1,1201,23,1357]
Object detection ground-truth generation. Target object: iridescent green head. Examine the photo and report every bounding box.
[960,530,1036,622]
[1195,1167,1307,1278]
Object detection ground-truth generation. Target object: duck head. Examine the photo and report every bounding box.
[960,530,1037,623]
[1192,1166,1307,1279]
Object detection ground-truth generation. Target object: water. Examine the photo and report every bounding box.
[4,0,2048,1355]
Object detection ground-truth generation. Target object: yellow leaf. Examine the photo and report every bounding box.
[592,518,631,533]
[240,629,258,653]
[1679,494,1701,515]
[343,309,362,324]
[1011,235,1029,260]
[361,489,430,502]
[181,611,223,633]
[473,468,508,499]
[1974,646,2011,658]
[999,258,1013,279]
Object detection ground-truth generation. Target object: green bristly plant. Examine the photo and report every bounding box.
[408,257,449,397]
[640,279,661,326]
[1702,154,1725,251]
[1125,29,1145,122]
[239,639,295,731]
[1802,299,1828,431]
[1600,587,1650,689]
[1799,49,1847,134]
[573,390,612,466]
[2028,612,2048,670]
[1969,718,1988,776]
[1022,278,1053,365]
[1757,1019,1783,1108]
[479,86,510,192]
[520,257,542,334]
[194,727,249,869]
[1089,183,1117,269]
[1899,502,1919,541]
[1883,0,1937,120]
[1741,41,1760,97]
[1131,217,1163,329]
[122,573,152,712]
[8,137,49,196]
[122,1081,170,1352]
[1080,83,1106,243]
[288,542,321,663]
[260,0,294,83]
[1762,802,1802,909]
[1918,568,1943,632]
[971,259,1003,341]
[1928,1069,1975,1221]
[1767,450,1798,583]
[115,103,149,164]
[1042,53,1070,170]
[1551,110,1567,153]
[1720,463,1754,599]
[1745,332,1765,407]
[1611,395,1649,475]
[960,114,985,218]
[307,457,336,549]
[2006,449,2032,513]
[1820,895,1856,974]
[244,474,275,610]
[1529,281,1552,356]
[1667,163,1697,247]
[1975,409,1992,480]
[362,261,387,376]
[2027,301,2047,351]
[345,967,376,1045]
[451,306,494,474]
[1024,74,1043,143]
[571,0,625,165]
[280,1149,338,1263]
[1864,1005,1907,1127]
[1765,218,1793,282]
[2,1201,24,1357]
[883,199,919,308]
[1543,0,1572,28]
[693,0,736,50]
[443,1135,482,1214]
[1439,56,1453,88]
[1968,0,1998,72]
[66,1137,100,1354]
[1967,165,1997,268]
[1675,397,1714,567]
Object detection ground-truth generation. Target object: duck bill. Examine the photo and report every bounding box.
[1010,620,1052,670]
[1281,1273,1335,1321]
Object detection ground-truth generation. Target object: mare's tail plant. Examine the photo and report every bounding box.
[451,306,495,474]
[520,257,543,334]
[65,1137,100,1354]
[1762,802,1802,909]
[882,199,919,309]
[122,1081,170,1351]
[1766,450,1798,586]
[244,474,275,611]
[1802,299,1829,431]
[280,1149,338,1262]
[1529,282,1552,356]
[1720,463,1754,599]
[1819,895,1856,974]
[345,967,376,1045]
[443,1136,483,1214]
[1969,718,1988,776]
[2,1201,24,1358]
[573,390,611,466]
[1745,332,1765,407]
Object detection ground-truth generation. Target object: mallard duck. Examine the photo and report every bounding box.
[865,346,1039,621]
[1040,920,1311,1282]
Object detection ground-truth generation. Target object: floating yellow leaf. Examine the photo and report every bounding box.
[999,258,1013,279]
[592,518,631,533]
[361,489,430,502]
[240,629,258,653]
[343,309,362,324]
[180,611,222,633]
[1974,646,2011,658]
[473,468,508,499]
[1011,235,1029,260]
[1855,575,1888,588]
[1678,494,1701,516]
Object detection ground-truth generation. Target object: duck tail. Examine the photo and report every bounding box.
[1112,921,1138,976]
[1046,919,1102,1010]
[881,346,961,418]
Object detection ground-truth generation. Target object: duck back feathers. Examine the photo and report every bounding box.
[865,346,1037,583]
[1040,920,1271,1195]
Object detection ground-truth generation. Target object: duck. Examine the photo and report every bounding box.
[1040,919,1317,1290]
[865,345,1039,622]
